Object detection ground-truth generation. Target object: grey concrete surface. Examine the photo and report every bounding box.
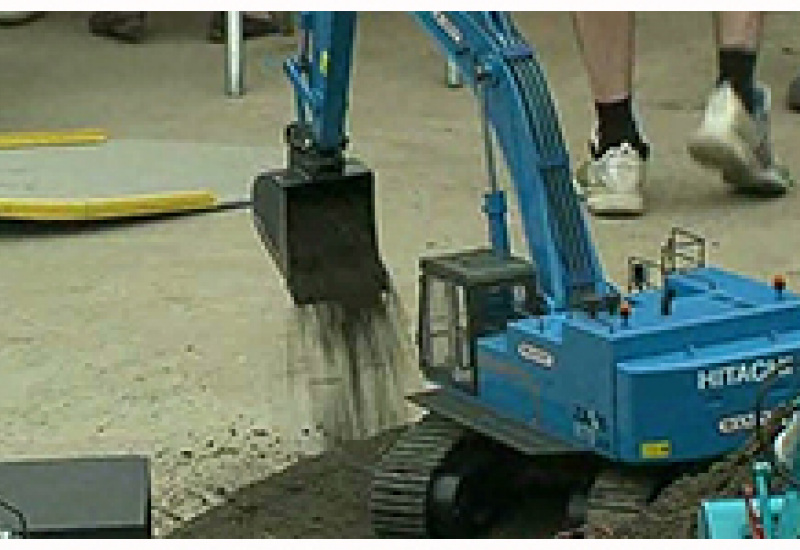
[2,11,800,537]
[0,140,280,201]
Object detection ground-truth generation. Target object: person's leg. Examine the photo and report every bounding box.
[573,12,633,103]
[688,12,792,196]
[572,12,649,216]
[715,12,762,112]
[573,12,649,156]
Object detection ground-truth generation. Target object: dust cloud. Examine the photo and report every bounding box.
[280,287,422,455]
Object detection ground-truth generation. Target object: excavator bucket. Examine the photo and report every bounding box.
[252,160,389,307]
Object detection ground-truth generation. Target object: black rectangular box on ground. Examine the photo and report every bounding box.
[0,455,150,538]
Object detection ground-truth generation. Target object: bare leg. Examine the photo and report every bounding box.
[572,12,634,103]
[715,12,762,50]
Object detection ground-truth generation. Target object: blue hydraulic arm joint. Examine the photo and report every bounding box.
[477,57,511,258]
[283,12,357,163]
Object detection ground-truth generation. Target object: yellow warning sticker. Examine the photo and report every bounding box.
[640,440,671,459]
[320,51,329,76]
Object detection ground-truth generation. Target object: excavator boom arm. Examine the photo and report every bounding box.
[275,11,612,310]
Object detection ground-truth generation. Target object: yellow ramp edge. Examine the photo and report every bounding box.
[0,129,108,149]
[0,190,219,221]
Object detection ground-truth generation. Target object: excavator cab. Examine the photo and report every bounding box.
[418,249,543,394]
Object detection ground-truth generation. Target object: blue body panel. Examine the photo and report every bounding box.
[477,267,800,463]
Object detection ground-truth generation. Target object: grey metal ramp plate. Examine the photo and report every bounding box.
[0,455,150,538]
[409,388,584,456]
[0,139,283,202]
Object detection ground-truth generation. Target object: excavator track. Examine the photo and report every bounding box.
[368,414,465,538]
[584,468,664,535]
[371,416,682,538]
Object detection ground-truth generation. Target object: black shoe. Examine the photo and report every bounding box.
[0,12,45,27]
[208,12,280,43]
[89,12,147,44]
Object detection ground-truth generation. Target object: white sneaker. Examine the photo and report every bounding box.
[688,83,793,196]
[574,141,646,216]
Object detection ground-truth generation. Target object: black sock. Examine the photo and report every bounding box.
[718,48,757,114]
[594,96,649,159]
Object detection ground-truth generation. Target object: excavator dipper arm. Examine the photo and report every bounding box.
[253,11,613,311]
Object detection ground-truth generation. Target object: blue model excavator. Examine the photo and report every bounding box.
[252,12,800,536]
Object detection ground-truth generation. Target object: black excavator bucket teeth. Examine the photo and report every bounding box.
[252,160,389,307]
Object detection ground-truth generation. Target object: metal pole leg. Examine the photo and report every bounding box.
[225,11,245,97]
[445,58,462,88]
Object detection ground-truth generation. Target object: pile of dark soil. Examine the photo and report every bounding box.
[168,429,403,538]
[168,425,570,538]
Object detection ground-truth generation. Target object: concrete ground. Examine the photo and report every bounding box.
[2,11,800,537]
